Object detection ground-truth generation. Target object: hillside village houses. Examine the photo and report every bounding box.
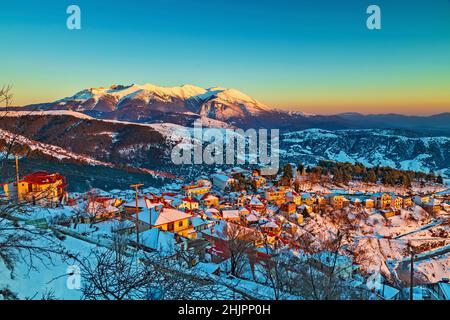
[1,165,449,300]
[3,170,67,207]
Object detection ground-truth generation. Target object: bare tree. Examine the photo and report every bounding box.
[64,234,238,300]
[0,86,64,296]
[220,222,257,278]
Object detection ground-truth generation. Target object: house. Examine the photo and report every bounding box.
[3,171,67,207]
[123,196,155,214]
[264,189,285,203]
[161,194,183,208]
[350,198,361,208]
[299,204,313,215]
[95,218,135,235]
[137,228,185,256]
[380,208,399,218]
[280,202,297,216]
[204,208,221,220]
[244,212,260,225]
[260,221,281,236]
[86,197,121,220]
[289,212,304,225]
[442,202,450,212]
[252,175,266,188]
[234,193,246,206]
[301,192,314,206]
[200,193,219,207]
[364,199,375,209]
[238,206,250,217]
[285,191,302,205]
[184,181,211,197]
[413,195,430,206]
[390,196,403,210]
[201,221,264,261]
[191,216,212,233]
[134,207,193,237]
[221,209,241,222]
[131,203,163,232]
[403,197,413,208]
[180,197,199,211]
[248,196,265,212]
[326,194,344,209]
[423,198,441,215]
[372,193,392,209]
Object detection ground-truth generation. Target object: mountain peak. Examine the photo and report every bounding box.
[45,82,276,125]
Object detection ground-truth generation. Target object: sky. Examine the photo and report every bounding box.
[0,0,449,115]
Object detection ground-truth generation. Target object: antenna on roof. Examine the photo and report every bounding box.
[130,183,144,246]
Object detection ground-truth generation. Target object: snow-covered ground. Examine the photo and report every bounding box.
[0,234,94,299]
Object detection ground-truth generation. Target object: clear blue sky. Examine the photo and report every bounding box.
[1,0,449,114]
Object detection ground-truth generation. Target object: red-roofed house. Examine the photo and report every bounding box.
[180,197,199,211]
[3,171,66,207]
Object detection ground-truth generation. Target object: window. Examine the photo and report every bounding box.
[178,221,183,227]
[168,223,174,231]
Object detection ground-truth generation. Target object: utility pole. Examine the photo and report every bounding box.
[15,155,20,185]
[130,184,144,246]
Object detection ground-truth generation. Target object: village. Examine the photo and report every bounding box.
[1,163,450,300]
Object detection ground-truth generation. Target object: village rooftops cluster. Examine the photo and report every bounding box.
[2,166,449,300]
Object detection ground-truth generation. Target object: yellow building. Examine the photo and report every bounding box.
[364,199,375,209]
[180,197,199,211]
[265,189,285,202]
[253,176,266,188]
[185,185,210,197]
[139,207,193,237]
[381,208,399,218]
[183,179,211,197]
[390,196,403,210]
[235,194,245,206]
[301,193,314,206]
[373,193,392,209]
[200,194,219,207]
[280,202,297,216]
[326,195,344,209]
[403,197,413,208]
[285,191,302,205]
[414,195,430,205]
[3,171,66,207]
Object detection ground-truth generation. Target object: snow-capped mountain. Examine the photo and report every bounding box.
[17,83,450,133]
[281,129,450,177]
[30,83,272,127]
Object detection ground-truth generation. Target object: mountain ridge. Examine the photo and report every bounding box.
[5,83,450,133]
